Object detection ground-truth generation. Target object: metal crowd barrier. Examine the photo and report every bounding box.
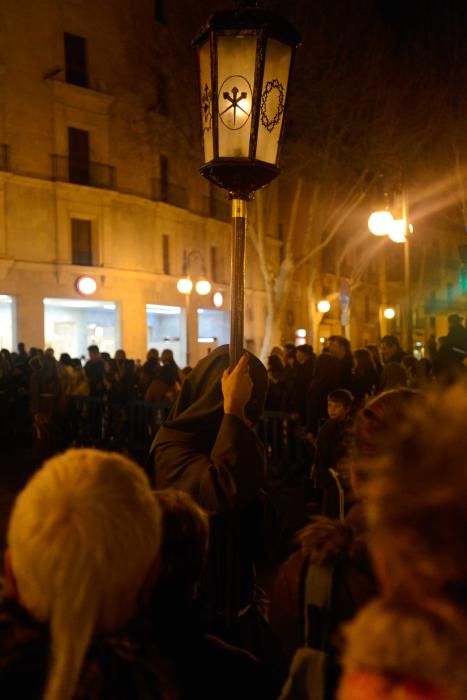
[68,399,309,474]
[0,392,310,477]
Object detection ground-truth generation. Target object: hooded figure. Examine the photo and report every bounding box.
[151,345,268,636]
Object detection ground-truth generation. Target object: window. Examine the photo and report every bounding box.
[64,33,88,87]
[156,73,169,116]
[68,127,90,185]
[210,245,218,283]
[162,234,170,274]
[154,0,167,24]
[71,219,93,265]
[159,155,169,201]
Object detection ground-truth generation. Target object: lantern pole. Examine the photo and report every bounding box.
[229,197,248,367]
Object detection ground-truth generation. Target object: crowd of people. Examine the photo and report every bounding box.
[0,316,467,698]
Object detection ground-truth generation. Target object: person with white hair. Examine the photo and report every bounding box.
[0,448,170,700]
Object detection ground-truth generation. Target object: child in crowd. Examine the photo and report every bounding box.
[313,389,354,518]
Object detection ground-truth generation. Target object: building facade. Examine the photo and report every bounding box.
[0,0,268,365]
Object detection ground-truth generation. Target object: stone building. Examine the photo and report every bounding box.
[0,0,268,365]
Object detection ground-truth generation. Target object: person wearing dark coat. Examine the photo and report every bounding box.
[287,344,315,423]
[305,353,341,436]
[328,336,353,390]
[351,348,379,406]
[433,313,467,384]
[151,346,271,654]
[85,344,105,397]
[380,334,407,365]
[149,488,278,700]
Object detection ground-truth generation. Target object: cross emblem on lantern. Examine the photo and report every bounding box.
[218,75,252,130]
[220,86,248,127]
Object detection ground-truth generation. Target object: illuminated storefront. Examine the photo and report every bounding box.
[43,298,120,359]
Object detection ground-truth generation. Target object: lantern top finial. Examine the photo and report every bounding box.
[194,5,300,49]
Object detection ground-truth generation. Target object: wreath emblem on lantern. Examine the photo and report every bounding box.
[260,78,285,133]
[201,83,212,133]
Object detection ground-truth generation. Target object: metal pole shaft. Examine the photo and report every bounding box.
[404,237,412,352]
[402,184,412,352]
[185,291,191,366]
[230,198,247,368]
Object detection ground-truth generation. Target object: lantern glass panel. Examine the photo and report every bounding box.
[217,34,257,158]
[199,40,214,164]
[256,38,292,165]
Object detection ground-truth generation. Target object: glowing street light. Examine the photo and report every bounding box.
[368,210,394,236]
[383,307,396,320]
[213,291,224,308]
[76,275,97,296]
[177,276,193,295]
[387,218,407,243]
[296,328,307,338]
[317,299,331,313]
[195,278,212,296]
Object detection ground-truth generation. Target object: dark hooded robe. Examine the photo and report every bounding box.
[151,345,268,635]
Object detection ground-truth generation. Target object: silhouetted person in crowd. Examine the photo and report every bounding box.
[313,389,354,499]
[290,344,315,423]
[340,383,467,700]
[351,348,379,405]
[0,448,171,700]
[380,334,406,364]
[151,347,275,663]
[274,389,424,700]
[150,488,278,700]
[380,361,408,390]
[16,341,28,366]
[30,353,62,459]
[160,348,183,384]
[328,335,353,389]
[306,352,340,437]
[85,344,105,397]
[265,354,287,411]
[433,313,467,384]
[364,343,383,377]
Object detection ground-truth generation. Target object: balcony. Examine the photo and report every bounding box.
[52,155,116,190]
[0,144,10,171]
[152,179,188,209]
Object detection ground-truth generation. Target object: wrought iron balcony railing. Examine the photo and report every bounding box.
[52,155,116,190]
[152,179,188,209]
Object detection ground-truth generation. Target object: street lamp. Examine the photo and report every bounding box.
[383,307,396,320]
[317,299,331,313]
[176,250,212,364]
[194,2,300,365]
[368,184,413,352]
[368,211,394,236]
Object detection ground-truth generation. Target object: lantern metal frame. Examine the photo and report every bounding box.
[194,5,300,198]
[194,3,300,366]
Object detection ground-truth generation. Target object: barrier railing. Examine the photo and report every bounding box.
[0,392,310,476]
